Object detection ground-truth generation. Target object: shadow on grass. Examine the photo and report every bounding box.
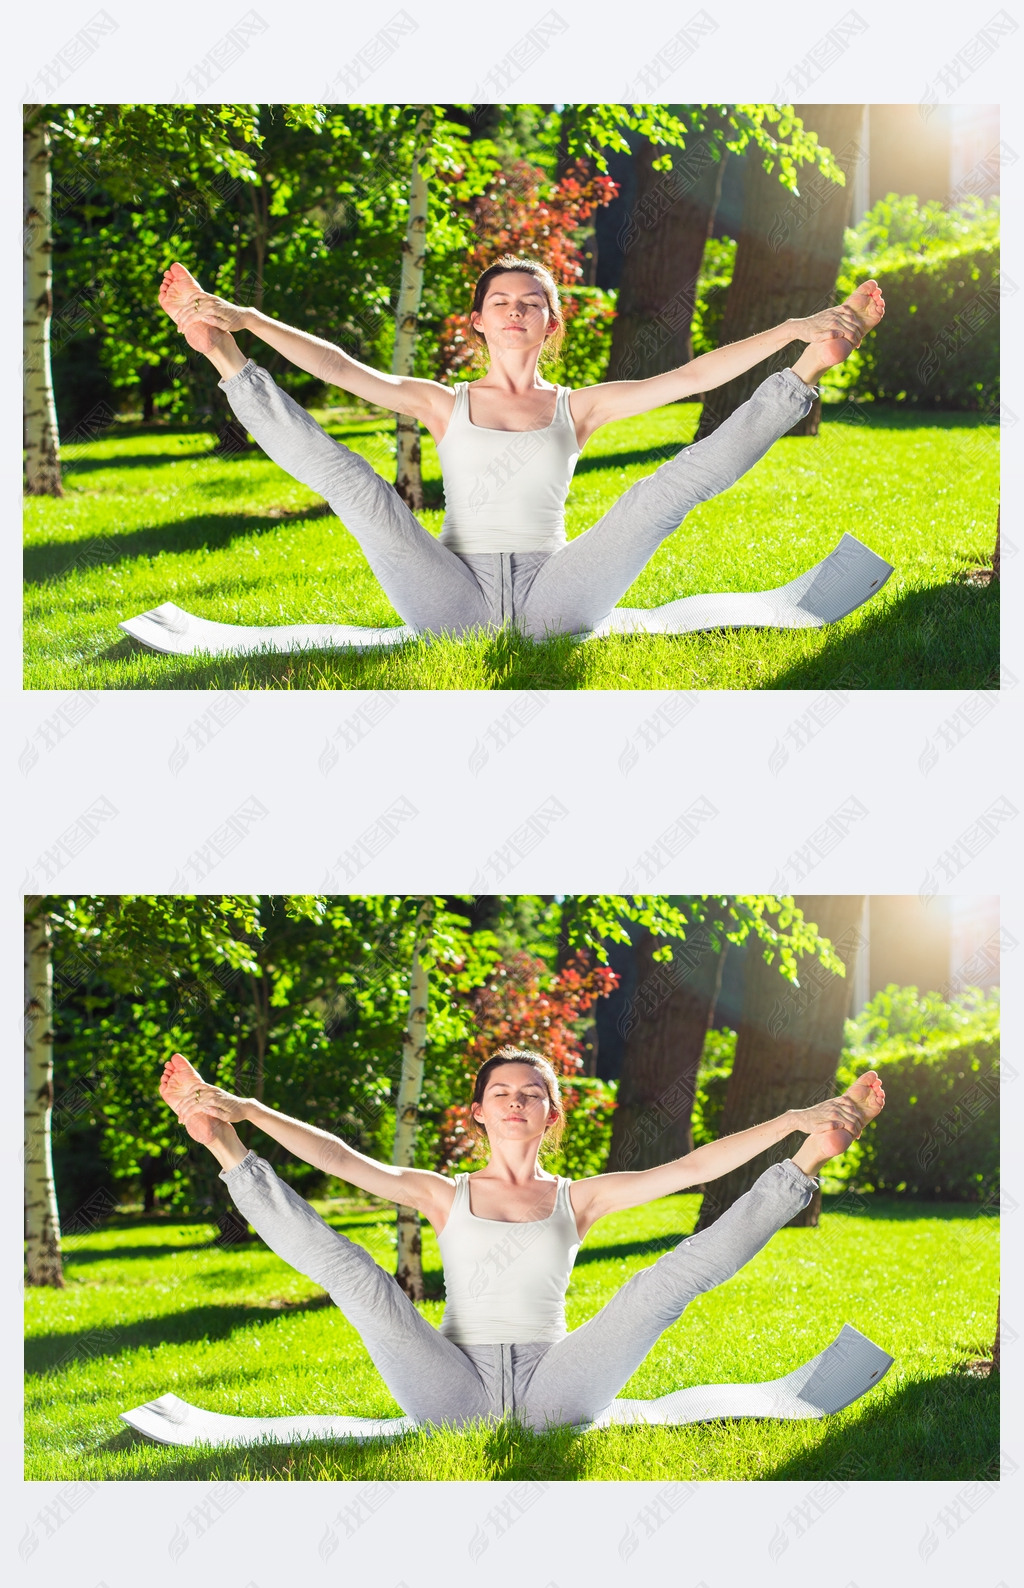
[24,506,334,584]
[62,1240,222,1266]
[769,580,999,691]
[25,1298,337,1375]
[762,1369,999,1482]
[60,449,233,475]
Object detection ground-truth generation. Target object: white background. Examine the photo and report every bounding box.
[8,2,1021,1583]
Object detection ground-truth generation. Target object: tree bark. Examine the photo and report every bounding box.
[696,105,866,440]
[694,896,866,1232]
[606,926,726,1172]
[393,897,434,1299]
[392,107,432,511]
[24,109,63,495]
[606,118,730,382]
[25,897,65,1286]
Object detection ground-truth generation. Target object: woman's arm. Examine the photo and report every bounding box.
[180,1085,451,1218]
[572,1094,865,1229]
[572,303,865,435]
[189,294,452,426]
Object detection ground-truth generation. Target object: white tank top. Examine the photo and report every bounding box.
[437,1173,581,1345]
[436,382,580,555]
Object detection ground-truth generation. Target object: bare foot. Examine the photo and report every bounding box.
[811,279,886,371]
[159,261,220,354]
[159,1052,220,1145]
[807,1070,886,1162]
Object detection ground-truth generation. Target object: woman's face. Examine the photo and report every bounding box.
[471,273,557,352]
[472,1063,558,1144]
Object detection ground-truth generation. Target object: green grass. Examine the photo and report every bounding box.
[25,1191,998,1481]
[24,401,999,690]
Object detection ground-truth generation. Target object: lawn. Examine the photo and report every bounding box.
[24,400,999,690]
[25,1189,999,1481]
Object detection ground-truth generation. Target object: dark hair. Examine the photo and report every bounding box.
[468,255,566,365]
[470,1046,565,1150]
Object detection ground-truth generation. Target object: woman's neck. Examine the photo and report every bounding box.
[477,1139,552,1184]
[475,346,551,393]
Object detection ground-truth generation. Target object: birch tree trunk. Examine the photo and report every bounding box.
[24,109,63,496]
[693,895,866,1232]
[696,104,865,440]
[393,897,435,1299]
[25,897,64,1286]
[391,107,432,511]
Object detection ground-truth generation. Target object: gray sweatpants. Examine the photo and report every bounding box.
[219,1152,817,1430]
[220,361,816,639]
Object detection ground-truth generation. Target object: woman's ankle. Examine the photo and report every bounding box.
[206,1122,248,1172]
[205,332,247,382]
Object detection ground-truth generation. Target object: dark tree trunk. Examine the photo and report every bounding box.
[606,116,730,383]
[696,105,866,440]
[693,896,866,1232]
[606,926,726,1172]
[992,1295,1000,1371]
[993,507,1000,579]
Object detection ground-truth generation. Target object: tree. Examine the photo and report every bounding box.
[605,896,845,1172]
[23,111,62,495]
[392,108,433,511]
[28,103,269,486]
[696,104,866,439]
[562,104,847,385]
[24,898,63,1285]
[606,922,726,1172]
[392,897,434,1298]
[606,111,732,382]
[693,895,866,1233]
[35,894,306,1266]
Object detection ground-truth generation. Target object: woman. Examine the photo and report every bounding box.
[155,257,885,641]
[160,1047,884,1430]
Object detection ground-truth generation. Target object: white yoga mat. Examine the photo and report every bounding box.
[118,534,892,657]
[120,1324,892,1447]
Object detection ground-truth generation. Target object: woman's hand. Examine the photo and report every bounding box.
[178,1083,253,1127]
[789,306,864,347]
[790,1096,865,1137]
[180,293,253,335]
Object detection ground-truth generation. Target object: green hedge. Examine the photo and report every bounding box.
[693,988,999,1200]
[832,987,999,1200]
[829,243,1000,410]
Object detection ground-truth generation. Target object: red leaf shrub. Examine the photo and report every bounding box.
[438,159,618,380]
[438,949,618,1172]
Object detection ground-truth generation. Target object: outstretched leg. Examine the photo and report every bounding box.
[159,1057,489,1427]
[158,264,489,636]
[515,368,818,637]
[517,1159,819,1428]
[515,281,887,638]
[518,1072,886,1428]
